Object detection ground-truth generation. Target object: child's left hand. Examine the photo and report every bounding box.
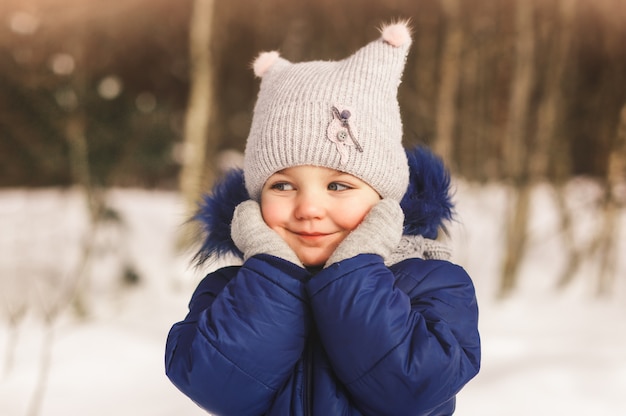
[325,199,404,267]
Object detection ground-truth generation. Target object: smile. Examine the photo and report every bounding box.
[294,231,328,238]
[290,230,335,242]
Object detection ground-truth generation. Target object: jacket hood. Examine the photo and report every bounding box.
[193,146,454,265]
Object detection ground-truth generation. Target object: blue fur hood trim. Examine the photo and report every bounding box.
[193,146,454,265]
[400,146,454,239]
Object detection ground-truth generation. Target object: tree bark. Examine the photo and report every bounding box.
[499,0,535,298]
[178,0,216,249]
[533,0,577,180]
[595,104,626,295]
[435,0,463,170]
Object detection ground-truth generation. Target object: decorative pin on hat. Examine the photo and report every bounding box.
[326,105,362,164]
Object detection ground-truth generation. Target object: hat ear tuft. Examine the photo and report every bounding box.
[380,21,412,47]
[253,51,281,77]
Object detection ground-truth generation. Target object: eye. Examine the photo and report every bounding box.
[270,182,295,191]
[328,182,351,191]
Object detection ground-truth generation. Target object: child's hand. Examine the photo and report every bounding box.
[231,200,303,267]
[325,199,404,267]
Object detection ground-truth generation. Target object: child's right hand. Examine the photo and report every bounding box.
[231,200,303,267]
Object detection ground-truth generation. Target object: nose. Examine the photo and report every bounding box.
[294,190,325,220]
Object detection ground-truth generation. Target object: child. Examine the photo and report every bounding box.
[165,21,480,416]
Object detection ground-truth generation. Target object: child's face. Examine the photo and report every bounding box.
[261,165,381,267]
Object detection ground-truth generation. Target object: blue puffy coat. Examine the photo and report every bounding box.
[165,147,480,415]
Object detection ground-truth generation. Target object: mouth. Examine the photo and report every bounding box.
[290,230,334,242]
[296,231,326,236]
[283,228,341,247]
[294,231,328,239]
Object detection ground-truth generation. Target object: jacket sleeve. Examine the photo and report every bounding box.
[165,255,311,415]
[306,254,480,416]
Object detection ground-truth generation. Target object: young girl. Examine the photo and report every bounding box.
[165,21,480,415]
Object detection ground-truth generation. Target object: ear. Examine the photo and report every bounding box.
[252,51,281,77]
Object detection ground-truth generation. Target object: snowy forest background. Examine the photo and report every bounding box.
[1,0,625,415]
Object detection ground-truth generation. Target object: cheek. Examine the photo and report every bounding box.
[260,199,286,229]
[334,201,375,231]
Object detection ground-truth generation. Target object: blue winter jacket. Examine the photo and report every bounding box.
[165,147,481,415]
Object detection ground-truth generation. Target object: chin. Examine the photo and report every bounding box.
[301,259,327,268]
[298,252,330,268]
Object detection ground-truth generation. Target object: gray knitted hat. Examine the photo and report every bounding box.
[244,21,412,202]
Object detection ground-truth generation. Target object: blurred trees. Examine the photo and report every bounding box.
[0,0,625,295]
[0,0,190,188]
[1,0,625,188]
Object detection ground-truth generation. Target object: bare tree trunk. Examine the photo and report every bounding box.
[435,0,463,169]
[411,7,439,147]
[557,105,625,293]
[594,188,618,296]
[554,189,583,288]
[504,0,534,181]
[595,104,626,295]
[541,0,592,289]
[459,0,498,182]
[533,0,577,180]
[1,298,26,378]
[64,27,103,316]
[26,274,67,416]
[500,183,533,296]
[26,325,55,416]
[177,0,216,251]
[499,0,535,298]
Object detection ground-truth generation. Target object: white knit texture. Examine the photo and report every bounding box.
[244,23,412,201]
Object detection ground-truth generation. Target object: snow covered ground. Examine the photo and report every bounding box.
[0,180,625,416]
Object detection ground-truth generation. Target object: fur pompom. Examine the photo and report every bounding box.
[253,51,280,77]
[193,169,249,265]
[380,20,412,47]
[400,146,454,239]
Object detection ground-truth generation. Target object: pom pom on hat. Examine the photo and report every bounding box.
[380,21,412,47]
[253,51,281,77]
